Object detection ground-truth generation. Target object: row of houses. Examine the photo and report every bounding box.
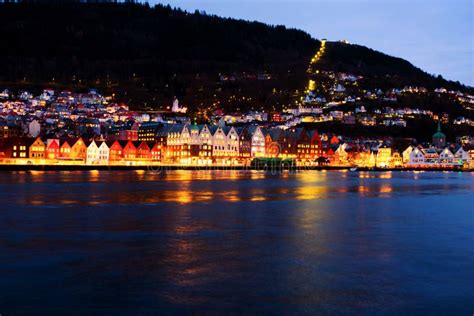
[137,123,323,164]
[328,143,473,168]
[0,137,163,165]
[403,145,473,168]
[0,123,324,165]
[1,122,472,168]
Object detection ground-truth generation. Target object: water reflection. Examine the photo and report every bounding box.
[0,171,473,315]
[0,170,472,206]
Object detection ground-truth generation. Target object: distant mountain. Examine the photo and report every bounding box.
[0,1,471,113]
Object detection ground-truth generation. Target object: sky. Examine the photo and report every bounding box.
[150,0,473,87]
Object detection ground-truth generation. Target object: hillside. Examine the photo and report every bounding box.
[319,42,471,91]
[0,2,317,81]
[0,0,472,123]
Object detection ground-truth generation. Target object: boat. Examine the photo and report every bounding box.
[349,167,358,171]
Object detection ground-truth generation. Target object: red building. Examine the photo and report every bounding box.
[107,140,123,162]
[121,140,137,160]
[136,141,151,160]
[46,139,60,159]
[296,128,311,161]
[309,130,323,159]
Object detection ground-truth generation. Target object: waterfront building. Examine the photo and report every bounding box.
[470,149,474,169]
[136,141,152,160]
[423,147,439,164]
[264,129,282,158]
[86,140,109,165]
[46,139,60,160]
[278,130,297,158]
[122,140,137,160]
[59,139,75,159]
[391,152,403,167]
[28,137,46,159]
[198,125,213,165]
[453,146,470,166]
[70,138,88,161]
[296,128,311,162]
[4,138,29,159]
[226,126,240,160]
[408,147,425,165]
[250,126,266,158]
[210,126,225,163]
[237,127,252,162]
[333,144,348,165]
[85,141,97,165]
[308,130,322,159]
[438,148,454,165]
[402,145,414,164]
[107,140,123,162]
[150,142,162,162]
[376,144,392,168]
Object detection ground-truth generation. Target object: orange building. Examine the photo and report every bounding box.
[70,138,88,161]
[28,137,46,159]
[150,142,162,161]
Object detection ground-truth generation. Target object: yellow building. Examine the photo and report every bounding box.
[391,152,403,167]
[376,145,392,168]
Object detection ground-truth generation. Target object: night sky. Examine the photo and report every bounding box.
[152,0,473,87]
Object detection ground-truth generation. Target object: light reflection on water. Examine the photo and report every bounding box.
[3,170,473,206]
[0,170,473,315]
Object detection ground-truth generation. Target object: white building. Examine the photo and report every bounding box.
[250,126,266,157]
[86,141,109,165]
[210,126,239,163]
[407,147,425,165]
[438,148,454,164]
[454,147,470,165]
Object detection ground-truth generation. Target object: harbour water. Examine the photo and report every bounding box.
[0,170,473,315]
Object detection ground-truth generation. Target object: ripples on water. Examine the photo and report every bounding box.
[0,170,473,315]
[3,170,474,206]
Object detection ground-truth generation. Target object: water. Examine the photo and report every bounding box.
[0,170,473,315]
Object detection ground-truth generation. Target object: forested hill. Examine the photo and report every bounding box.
[0,1,318,81]
[319,41,471,92]
[0,1,470,111]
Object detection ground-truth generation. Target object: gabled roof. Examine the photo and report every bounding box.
[26,137,43,147]
[106,140,121,148]
[137,141,151,150]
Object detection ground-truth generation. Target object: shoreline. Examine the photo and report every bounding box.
[0,164,471,172]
